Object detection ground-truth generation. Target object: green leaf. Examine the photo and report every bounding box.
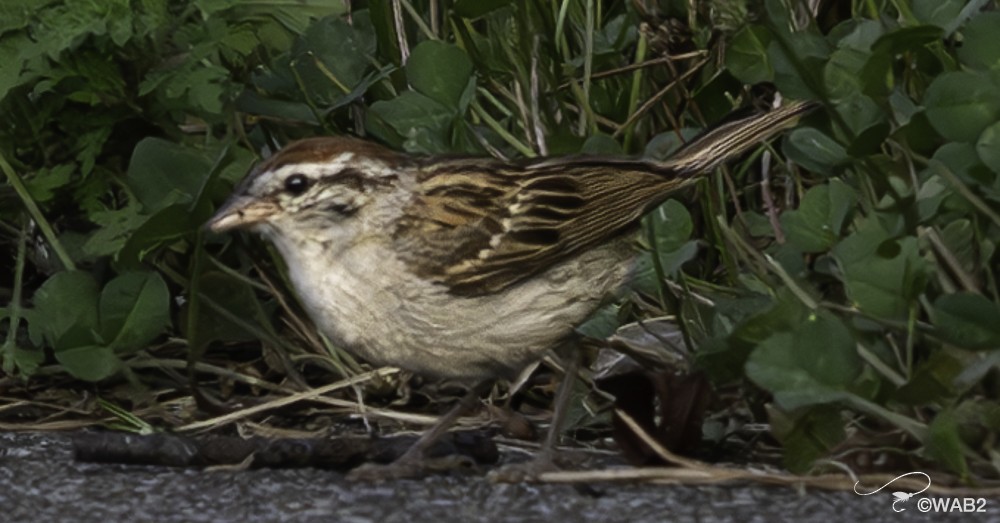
[99,271,171,353]
[746,311,861,409]
[292,15,376,104]
[54,345,122,382]
[11,345,44,376]
[731,289,808,345]
[931,293,1000,349]
[406,40,474,110]
[82,202,148,259]
[894,351,965,404]
[835,93,889,156]
[976,120,1000,175]
[860,25,943,96]
[782,127,849,175]
[647,199,693,254]
[726,25,773,85]
[823,19,883,100]
[0,31,37,101]
[575,303,620,339]
[186,272,261,344]
[126,138,212,214]
[924,71,1000,143]
[824,46,870,100]
[925,409,970,478]
[913,0,986,34]
[453,0,514,19]
[781,180,858,253]
[116,203,200,268]
[767,31,828,100]
[235,90,319,125]
[366,91,454,153]
[832,220,927,320]
[958,11,1000,71]
[25,163,74,203]
[0,0,36,35]
[938,219,978,278]
[31,271,100,350]
[767,406,846,473]
[580,134,622,155]
[230,0,348,33]
[932,142,994,188]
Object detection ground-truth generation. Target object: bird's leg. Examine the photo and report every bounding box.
[347,379,492,481]
[490,346,581,482]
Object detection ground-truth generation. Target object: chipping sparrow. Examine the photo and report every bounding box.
[207,100,817,479]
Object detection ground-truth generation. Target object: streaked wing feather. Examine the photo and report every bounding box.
[393,101,818,296]
[394,160,672,296]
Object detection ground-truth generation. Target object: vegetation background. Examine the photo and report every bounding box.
[1,0,998,484]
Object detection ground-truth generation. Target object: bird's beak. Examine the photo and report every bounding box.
[205,196,280,233]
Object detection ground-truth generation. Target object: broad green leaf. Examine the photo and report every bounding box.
[893,351,965,404]
[782,127,849,175]
[127,138,212,213]
[824,47,870,101]
[116,203,201,269]
[236,90,319,125]
[913,0,987,34]
[767,406,846,473]
[835,93,889,156]
[575,303,620,339]
[860,25,943,96]
[646,199,693,254]
[925,409,970,477]
[958,12,1000,71]
[31,271,100,351]
[292,15,376,105]
[406,40,474,110]
[924,71,1000,143]
[726,25,773,85]
[931,293,1000,349]
[828,18,883,50]
[823,19,882,100]
[745,311,861,409]
[976,120,1000,175]
[832,220,927,320]
[781,180,858,253]
[366,91,454,153]
[99,271,171,352]
[580,134,621,155]
[767,32,828,100]
[54,345,122,382]
[932,142,994,188]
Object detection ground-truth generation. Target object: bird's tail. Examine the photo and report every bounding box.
[662,99,820,176]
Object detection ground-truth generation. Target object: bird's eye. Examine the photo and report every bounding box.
[284,173,310,195]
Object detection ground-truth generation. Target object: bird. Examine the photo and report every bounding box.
[206,99,818,480]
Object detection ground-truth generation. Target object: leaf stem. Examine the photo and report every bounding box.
[471,102,536,157]
[0,152,76,271]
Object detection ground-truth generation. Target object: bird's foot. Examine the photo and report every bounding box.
[347,454,477,482]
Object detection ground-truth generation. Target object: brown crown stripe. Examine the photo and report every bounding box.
[257,136,407,173]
